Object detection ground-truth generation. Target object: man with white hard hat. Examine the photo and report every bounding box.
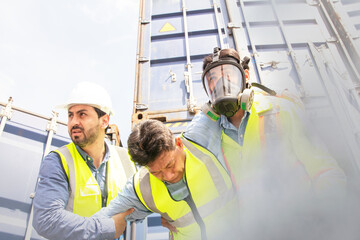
[33,81,136,240]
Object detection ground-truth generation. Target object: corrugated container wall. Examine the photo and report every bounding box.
[0,99,70,239]
[133,0,360,215]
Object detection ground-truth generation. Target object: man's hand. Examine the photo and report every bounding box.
[161,216,177,233]
[112,208,135,239]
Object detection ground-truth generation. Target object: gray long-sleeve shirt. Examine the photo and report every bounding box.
[93,174,190,221]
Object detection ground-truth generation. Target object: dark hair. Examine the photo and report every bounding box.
[127,119,175,166]
[202,48,251,72]
[93,107,107,118]
[202,48,241,70]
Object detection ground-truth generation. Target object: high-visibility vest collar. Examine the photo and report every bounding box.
[134,138,239,239]
[55,142,136,216]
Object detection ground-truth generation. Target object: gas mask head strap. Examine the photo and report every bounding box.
[212,47,221,63]
[202,48,246,97]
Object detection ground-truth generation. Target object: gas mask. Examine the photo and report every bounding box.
[202,49,254,117]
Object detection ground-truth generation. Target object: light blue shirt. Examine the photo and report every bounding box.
[94,169,189,221]
[33,141,116,240]
[93,177,152,222]
[183,110,250,167]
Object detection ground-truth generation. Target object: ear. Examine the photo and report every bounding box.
[100,115,110,129]
[175,137,183,149]
[244,69,250,83]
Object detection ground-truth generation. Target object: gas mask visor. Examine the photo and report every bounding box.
[202,61,245,117]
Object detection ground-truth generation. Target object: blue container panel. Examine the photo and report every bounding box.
[255,47,330,97]
[149,63,189,109]
[188,34,220,56]
[137,0,354,124]
[0,129,42,239]
[342,0,360,33]
[249,26,285,46]
[151,14,222,60]
[243,3,275,22]
[137,0,228,124]
[148,60,207,108]
[152,0,182,15]
[232,0,357,97]
[187,10,219,33]
[189,60,208,99]
[152,16,183,37]
[0,130,43,201]
[185,0,213,11]
[341,0,360,58]
[146,214,169,240]
[152,0,215,15]
[0,109,70,240]
[134,0,360,171]
[151,38,186,61]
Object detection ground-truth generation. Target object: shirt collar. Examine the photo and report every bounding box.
[75,141,111,164]
[219,110,251,130]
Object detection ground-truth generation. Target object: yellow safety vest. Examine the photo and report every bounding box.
[55,142,136,217]
[221,93,339,192]
[134,138,239,240]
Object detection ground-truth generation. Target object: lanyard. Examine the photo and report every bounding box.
[102,161,109,207]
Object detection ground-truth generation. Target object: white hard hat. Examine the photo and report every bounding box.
[57,81,114,116]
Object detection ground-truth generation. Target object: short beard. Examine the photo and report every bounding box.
[71,123,101,148]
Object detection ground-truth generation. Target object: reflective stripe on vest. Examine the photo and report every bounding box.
[259,110,282,159]
[55,143,136,217]
[258,105,312,185]
[134,138,238,239]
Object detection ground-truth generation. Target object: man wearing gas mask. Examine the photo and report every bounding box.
[201,47,254,118]
[182,47,347,239]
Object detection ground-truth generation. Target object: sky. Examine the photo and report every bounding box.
[0,0,140,146]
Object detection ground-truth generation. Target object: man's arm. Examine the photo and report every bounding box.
[33,152,115,240]
[112,208,135,239]
[94,177,153,222]
[285,100,347,194]
[183,111,223,161]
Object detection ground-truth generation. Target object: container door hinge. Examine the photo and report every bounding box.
[184,71,196,113]
[306,0,319,6]
[169,69,177,82]
[141,19,150,24]
[29,192,36,199]
[46,111,58,133]
[227,22,241,29]
[326,36,338,43]
[184,71,190,93]
[136,104,148,110]
[0,97,14,120]
[259,61,281,69]
[139,57,149,62]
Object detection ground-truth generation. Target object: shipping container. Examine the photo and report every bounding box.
[133,0,360,176]
[0,98,70,240]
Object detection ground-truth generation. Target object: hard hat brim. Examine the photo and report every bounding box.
[55,102,114,116]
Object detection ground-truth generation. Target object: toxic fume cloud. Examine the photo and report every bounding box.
[217,99,359,239]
